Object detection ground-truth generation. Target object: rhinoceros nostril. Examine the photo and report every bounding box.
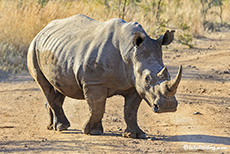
[153,104,159,112]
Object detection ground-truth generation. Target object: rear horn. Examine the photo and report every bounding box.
[157,67,169,80]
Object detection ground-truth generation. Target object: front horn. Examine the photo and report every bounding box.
[167,65,182,92]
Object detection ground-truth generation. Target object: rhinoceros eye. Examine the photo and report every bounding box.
[145,75,152,84]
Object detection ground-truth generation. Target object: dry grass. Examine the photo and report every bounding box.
[0,0,229,73]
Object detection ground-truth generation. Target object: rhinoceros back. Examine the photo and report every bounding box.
[31,14,144,98]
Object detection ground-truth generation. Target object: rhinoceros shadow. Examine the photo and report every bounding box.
[151,134,230,145]
[62,129,122,137]
[62,129,230,146]
[61,129,82,134]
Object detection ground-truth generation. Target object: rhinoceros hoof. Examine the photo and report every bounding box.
[47,124,54,130]
[47,122,70,131]
[56,123,70,131]
[84,123,103,135]
[84,127,103,135]
[122,132,146,139]
[90,129,103,135]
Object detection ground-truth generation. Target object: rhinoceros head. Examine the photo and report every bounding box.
[131,30,182,113]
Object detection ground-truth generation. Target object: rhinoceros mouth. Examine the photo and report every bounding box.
[153,106,177,113]
[143,96,160,112]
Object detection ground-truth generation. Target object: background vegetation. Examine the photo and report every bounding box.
[0,0,229,73]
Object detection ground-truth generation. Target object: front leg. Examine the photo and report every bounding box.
[123,89,146,139]
[83,85,107,135]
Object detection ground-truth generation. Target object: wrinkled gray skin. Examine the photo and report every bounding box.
[27,14,182,139]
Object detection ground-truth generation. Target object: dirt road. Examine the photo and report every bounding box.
[0,31,230,153]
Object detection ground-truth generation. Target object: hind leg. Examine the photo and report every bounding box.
[39,77,70,131]
[32,71,70,131]
[27,43,70,131]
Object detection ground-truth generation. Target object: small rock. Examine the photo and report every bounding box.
[117,127,122,131]
[147,138,154,141]
[132,141,140,144]
[216,71,222,74]
[192,66,197,69]
[176,54,180,57]
[223,69,230,74]
[206,75,213,79]
[192,112,202,115]
[42,138,47,142]
[164,55,170,58]
[112,117,118,122]
[185,65,192,68]
[199,88,206,94]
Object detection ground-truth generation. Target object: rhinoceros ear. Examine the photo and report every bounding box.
[133,32,145,48]
[157,30,175,46]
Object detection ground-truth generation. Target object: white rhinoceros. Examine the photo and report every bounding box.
[27,14,182,139]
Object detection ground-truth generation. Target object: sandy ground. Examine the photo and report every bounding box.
[0,31,230,153]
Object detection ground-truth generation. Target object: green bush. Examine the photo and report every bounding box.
[178,33,194,48]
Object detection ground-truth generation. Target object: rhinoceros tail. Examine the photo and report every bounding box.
[27,38,42,81]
